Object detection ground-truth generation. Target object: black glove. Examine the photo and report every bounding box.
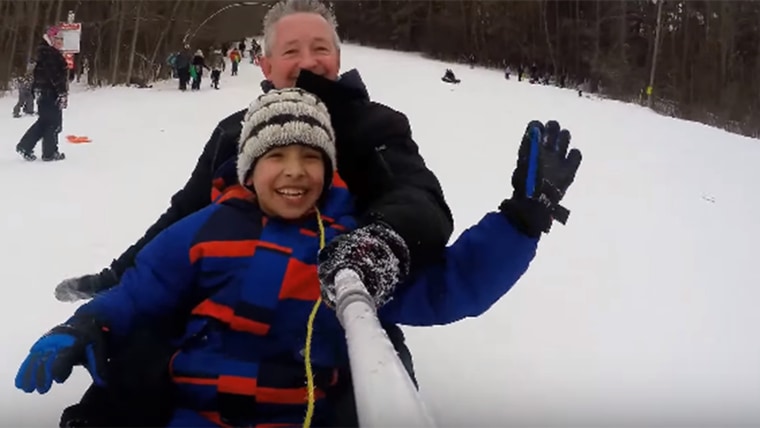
[295,69,368,127]
[318,223,410,308]
[499,120,582,237]
[57,93,68,110]
[54,267,120,302]
[15,316,108,394]
[260,79,275,93]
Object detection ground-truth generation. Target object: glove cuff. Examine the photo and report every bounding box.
[499,198,553,238]
[58,315,108,337]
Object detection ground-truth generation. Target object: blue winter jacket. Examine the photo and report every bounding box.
[72,163,538,425]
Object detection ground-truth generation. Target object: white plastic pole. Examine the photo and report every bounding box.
[333,269,437,428]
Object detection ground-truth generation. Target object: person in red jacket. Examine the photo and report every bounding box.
[228,48,241,76]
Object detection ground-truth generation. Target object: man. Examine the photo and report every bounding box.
[16,25,68,162]
[174,45,192,91]
[55,0,453,426]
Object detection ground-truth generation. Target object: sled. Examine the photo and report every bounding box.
[66,135,92,144]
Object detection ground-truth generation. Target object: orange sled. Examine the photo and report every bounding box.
[66,135,92,143]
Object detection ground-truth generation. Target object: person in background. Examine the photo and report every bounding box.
[16,25,67,162]
[190,49,209,91]
[12,61,36,118]
[229,47,241,76]
[207,48,226,90]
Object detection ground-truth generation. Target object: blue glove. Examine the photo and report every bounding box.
[15,317,108,394]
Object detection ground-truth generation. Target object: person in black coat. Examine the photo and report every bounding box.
[174,46,192,91]
[53,2,453,427]
[16,25,68,162]
[190,49,209,91]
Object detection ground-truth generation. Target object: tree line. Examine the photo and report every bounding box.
[1,1,757,138]
[332,0,760,138]
[0,0,265,88]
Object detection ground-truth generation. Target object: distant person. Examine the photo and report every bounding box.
[16,25,67,162]
[441,68,460,84]
[229,47,242,76]
[208,48,225,90]
[12,61,36,118]
[190,49,209,91]
[175,46,192,91]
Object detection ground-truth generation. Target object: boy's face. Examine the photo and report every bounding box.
[247,144,325,220]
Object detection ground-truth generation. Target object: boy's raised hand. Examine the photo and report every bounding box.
[499,119,582,237]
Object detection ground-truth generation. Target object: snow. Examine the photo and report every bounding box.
[2,44,759,427]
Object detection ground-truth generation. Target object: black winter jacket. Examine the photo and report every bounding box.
[32,39,67,97]
[111,69,453,277]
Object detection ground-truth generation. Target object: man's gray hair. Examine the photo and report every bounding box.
[262,0,341,56]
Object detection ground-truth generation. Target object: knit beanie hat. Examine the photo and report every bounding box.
[237,88,337,192]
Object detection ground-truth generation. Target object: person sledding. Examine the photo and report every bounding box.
[441,68,460,84]
[15,88,581,426]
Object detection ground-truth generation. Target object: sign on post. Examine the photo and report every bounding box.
[58,22,81,54]
[59,11,81,72]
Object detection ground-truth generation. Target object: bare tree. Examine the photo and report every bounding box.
[25,1,41,65]
[2,1,759,138]
[125,0,143,85]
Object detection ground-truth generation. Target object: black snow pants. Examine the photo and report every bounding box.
[210,70,221,89]
[177,67,190,91]
[17,94,62,158]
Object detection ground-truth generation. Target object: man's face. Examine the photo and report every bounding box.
[259,12,340,89]
[53,36,64,50]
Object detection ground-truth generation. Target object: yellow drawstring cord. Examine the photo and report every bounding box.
[303,208,326,428]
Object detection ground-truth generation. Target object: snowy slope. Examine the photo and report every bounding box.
[1,44,759,427]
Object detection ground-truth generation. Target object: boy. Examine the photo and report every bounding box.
[15,88,551,427]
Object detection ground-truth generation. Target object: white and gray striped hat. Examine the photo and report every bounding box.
[237,88,336,188]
